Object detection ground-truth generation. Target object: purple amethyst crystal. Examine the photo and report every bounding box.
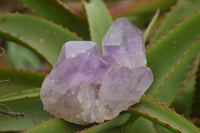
[41,17,153,125]
[102,18,146,68]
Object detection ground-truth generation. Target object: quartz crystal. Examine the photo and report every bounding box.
[40,17,153,125]
[102,18,146,68]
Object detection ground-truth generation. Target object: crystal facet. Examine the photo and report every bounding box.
[102,17,146,68]
[41,17,153,125]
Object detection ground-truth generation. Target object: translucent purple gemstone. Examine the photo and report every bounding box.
[41,17,153,125]
[102,17,146,69]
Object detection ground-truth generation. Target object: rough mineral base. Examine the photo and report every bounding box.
[41,17,153,125]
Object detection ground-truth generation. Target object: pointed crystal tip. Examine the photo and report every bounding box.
[102,17,146,69]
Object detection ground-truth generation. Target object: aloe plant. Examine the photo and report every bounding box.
[0,0,200,132]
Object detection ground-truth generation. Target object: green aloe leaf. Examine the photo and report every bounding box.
[18,0,90,40]
[123,118,155,133]
[80,113,131,133]
[191,61,200,118]
[171,53,200,117]
[0,88,40,102]
[146,11,200,96]
[110,0,176,18]
[154,124,174,133]
[0,14,81,66]
[0,97,51,131]
[153,39,200,106]
[153,52,200,133]
[84,0,112,53]
[0,68,47,131]
[0,66,45,97]
[0,89,83,132]
[6,41,42,69]
[26,118,83,133]
[27,113,131,133]
[151,0,200,44]
[144,9,160,43]
[151,40,200,132]
[129,95,200,133]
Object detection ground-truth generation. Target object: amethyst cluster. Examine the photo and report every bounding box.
[41,18,153,125]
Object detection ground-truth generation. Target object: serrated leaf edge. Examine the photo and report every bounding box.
[146,9,200,51]
[170,52,200,108]
[0,88,40,103]
[153,37,200,97]
[130,95,200,133]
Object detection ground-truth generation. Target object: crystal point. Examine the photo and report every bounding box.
[102,17,146,69]
[41,17,153,125]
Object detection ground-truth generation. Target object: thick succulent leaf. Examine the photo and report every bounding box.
[153,39,200,106]
[0,67,46,131]
[129,95,200,133]
[110,0,176,18]
[0,14,81,66]
[79,113,131,133]
[6,41,42,69]
[122,118,155,133]
[146,11,200,96]
[144,9,160,43]
[0,97,51,131]
[26,119,83,133]
[99,127,122,133]
[172,53,200,117]
[122,109,155,133]
[26,113,131,133]
[154,124,175,133]
[154,53,200,133]
[0,66,45,97]
[18,0,90,40]
[0,88,40,102]
[191,61,200,118]
[84,0,112,53]
[151,0,200,44]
